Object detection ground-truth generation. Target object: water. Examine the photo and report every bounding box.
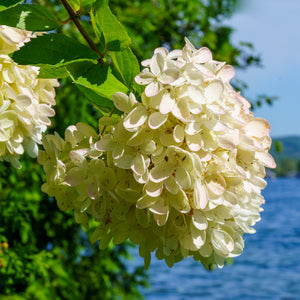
[134,178,300,299]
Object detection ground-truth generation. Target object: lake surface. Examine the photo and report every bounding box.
[134,178,300,299]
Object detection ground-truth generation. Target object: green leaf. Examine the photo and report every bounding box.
[11,33,98,66]
[67,61,128,112]
[91,0,131,52]
[0,0,23,12]
[0,4,61,31]
[110,48,140,90]
[38,65,69,79]
[68,0,96,12]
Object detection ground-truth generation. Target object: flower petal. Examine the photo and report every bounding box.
[148,111,168,129]
[204,80,224,103]
[193,180,208,209]
[123,105,148,131]
[149,161,174,183]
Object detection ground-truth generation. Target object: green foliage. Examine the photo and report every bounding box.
[67,61,128,112]
[11,33,98,66]
[0,4,61,31]
[110,48,141,92]
[91,0,131,52]
[0,0,23,12]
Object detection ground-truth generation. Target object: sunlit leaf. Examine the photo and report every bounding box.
[0,4,61,31]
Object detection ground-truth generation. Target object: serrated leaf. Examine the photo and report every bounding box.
[0,0,23,12]
[67,61,128,113]
[0,4,61,31]
[110,48,140,90]
[91,0,131,51]
[11,33,98,66]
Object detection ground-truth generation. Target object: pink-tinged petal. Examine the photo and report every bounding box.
[167,188,190,213]
[245,118,271,138]
[149,162,174,183]
[173,124,185,143]
[145,81,160,97]
[159,68,180,84]
[123,105,148,131]
[112,92,136,112]
[133,189,156,209]
[153,211,169,226]
[159,92,176,114]
[193,180,208,209]
[194,64,214,77]
[192,211,208,230]
[145,180,163,197]
[218,65,235,82]
[204,80,224,103]
[194,47,212,63]
[255,151,276,168]
[148,111,168,129]
[135,69,154,85]
[66,167,86,186]
[205,174,226,196]
[149,197,169,215]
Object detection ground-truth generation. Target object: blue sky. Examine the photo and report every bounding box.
[226,0,300,138]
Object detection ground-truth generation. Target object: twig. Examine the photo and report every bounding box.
[59,0,105,63]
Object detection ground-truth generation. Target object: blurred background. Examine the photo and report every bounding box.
[0,0,299,299]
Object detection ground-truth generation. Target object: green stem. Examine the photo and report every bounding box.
[59,0,105,63]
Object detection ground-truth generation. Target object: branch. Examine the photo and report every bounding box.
[59,0,105,63]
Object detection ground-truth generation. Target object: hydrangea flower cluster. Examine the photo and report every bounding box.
[0,25,59,168]
[39,38,275,269]
[95,38,276,267]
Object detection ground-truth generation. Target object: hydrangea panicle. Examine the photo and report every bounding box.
[39,38,275,269]
[94,38,276,268]
[0,25,59,168]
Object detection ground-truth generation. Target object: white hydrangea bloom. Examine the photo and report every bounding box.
[0,25,59,168]
[94,38,276,268]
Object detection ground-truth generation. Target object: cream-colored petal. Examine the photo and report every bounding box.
[148,111,168,129]
[123,105,148,131]
[149,161,174,183]
[193,180,208,209]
